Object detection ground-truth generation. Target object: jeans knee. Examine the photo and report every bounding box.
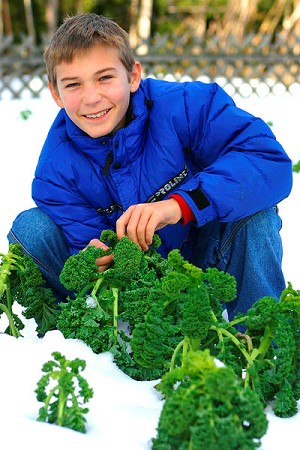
[8,208,70,298]
[9,207,52,240]
[8,207,67,259]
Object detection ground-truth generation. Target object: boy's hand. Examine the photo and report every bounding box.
[116,199,182,251]
[87,238,114,272]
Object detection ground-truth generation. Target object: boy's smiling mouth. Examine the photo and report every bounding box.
[84,108,111,119]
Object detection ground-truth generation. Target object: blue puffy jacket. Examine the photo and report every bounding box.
[32,78,292,256]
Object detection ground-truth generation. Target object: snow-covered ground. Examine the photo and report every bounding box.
[0,86,300,449]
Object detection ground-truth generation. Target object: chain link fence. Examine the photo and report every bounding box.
[1,31,300,99]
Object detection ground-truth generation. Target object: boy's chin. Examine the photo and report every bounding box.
[84,127,112,139]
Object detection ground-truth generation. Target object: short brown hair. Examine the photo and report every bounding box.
[44,13,136,89]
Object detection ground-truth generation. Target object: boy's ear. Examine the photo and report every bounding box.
[48,82,64,108]
[130,61,142,93]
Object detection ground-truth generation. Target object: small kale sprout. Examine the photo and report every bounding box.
[35,351,94,433]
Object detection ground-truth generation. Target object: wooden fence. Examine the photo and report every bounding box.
[0,31,299,99]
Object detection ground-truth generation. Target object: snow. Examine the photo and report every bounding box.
[0,87,300,449]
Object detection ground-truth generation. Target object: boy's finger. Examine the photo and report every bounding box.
[116,210,131,239]
[96,254,113,266]
[88,238,109,251]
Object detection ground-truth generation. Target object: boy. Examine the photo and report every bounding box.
[8,13,292,319]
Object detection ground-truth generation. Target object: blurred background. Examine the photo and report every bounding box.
[0,0,300,99]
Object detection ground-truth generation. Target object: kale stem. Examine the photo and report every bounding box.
[43,384,58,414]
[242,323,277,387]
[228,316,248,328]
[91,277,104,296]
[57,385,67,426]
[213,323,226,353]
[112,287,119,340]
[182,337,189,362]
[256,323,277,360]
[0,302,21,337]
[211,325,252,365]
[213,324,275,389]
[169,339,185,371]
[190,337,201,351]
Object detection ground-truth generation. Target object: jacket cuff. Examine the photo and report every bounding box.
[169,193,195,225]
[173,186,217,227]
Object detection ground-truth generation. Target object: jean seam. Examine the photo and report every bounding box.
[8,229,57,277]
[216,208,275,265]
[218,216,251,257]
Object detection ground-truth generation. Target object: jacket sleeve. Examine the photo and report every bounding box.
[32,144,113,254]
[173,82,293,226]
[32,177,112,255]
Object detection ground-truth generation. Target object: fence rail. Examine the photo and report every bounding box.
[1,31,300,99]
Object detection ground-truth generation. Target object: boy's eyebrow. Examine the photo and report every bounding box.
[60,68,117,83]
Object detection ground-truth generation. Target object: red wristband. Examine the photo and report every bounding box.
[169,194,195,225]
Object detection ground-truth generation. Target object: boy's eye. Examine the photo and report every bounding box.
[99,75,112,81]
[66,82,80,88]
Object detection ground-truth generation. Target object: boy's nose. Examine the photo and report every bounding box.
[83,85,103,103]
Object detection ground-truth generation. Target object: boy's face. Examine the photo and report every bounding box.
[49,45,141,138]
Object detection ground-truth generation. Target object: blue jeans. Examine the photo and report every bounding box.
[8,207,72,301]
[8,206,285,320]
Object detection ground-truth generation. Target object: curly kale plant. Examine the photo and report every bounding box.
[0,243,59,336]
[35,351,93,433]
[58,231,176,379]
[58,232,153,355]
[153,349,268,450]
[142,251,300,419]
[57,229,300,421]
[129,251,237,376]
[202,287,300,419]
